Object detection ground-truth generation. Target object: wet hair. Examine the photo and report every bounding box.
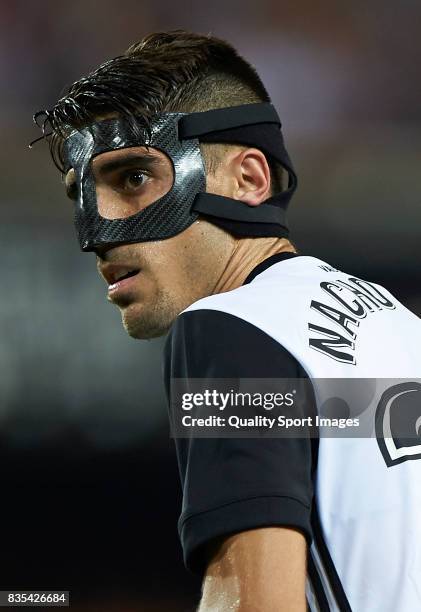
[34,30,284,190]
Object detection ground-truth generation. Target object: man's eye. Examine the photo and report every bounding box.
[123,170,146,190]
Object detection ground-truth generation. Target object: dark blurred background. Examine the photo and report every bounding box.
[1,1,420,610]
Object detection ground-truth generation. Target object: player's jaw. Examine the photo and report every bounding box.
[94,220,236,339]
[96,243,181,339]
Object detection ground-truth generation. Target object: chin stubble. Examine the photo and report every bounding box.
[121,288,179,339]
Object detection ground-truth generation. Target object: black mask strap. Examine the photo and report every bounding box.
[179,103,297,237]
[178,103,281,135]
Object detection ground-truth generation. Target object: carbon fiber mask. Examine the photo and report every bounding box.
[62,103,298,252]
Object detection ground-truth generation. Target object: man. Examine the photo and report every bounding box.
[35,30,421,611]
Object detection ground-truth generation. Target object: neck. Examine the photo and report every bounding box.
[212,236,296,294]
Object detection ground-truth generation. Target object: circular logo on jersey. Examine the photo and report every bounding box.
[375,382,421,467]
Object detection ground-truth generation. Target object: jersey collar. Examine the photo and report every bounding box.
[243,251,300,285]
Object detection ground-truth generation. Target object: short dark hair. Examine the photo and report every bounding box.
[37,30,284,190]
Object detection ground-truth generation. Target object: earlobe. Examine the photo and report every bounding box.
[235,148,271,206]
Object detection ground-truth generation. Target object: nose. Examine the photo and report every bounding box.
[94,242,121,260]
[94,239,138,260]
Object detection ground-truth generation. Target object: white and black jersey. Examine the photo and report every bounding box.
[163,252,421,612]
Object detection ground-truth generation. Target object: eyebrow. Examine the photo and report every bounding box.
[64,153,161,199]
[94,152,160,177]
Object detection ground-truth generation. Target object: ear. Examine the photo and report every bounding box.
[234,148,271,206]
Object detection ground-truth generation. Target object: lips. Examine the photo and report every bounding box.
[112,268,139,283]
[108,271,139,294]
[100,263,140,286]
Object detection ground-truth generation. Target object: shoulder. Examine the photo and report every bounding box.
[164,255,330,375]
[164,307,308,381]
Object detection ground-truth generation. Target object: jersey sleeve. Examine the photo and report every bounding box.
[163,308,317,576]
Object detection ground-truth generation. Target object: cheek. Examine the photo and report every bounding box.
[95,184,158,220]
[140,243,195,301]
[134,223,223,305]
[206,168,236,198]
[206,172,225,196]
[96,184,123,219]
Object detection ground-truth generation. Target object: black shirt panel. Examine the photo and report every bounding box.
[163,308,317,576]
